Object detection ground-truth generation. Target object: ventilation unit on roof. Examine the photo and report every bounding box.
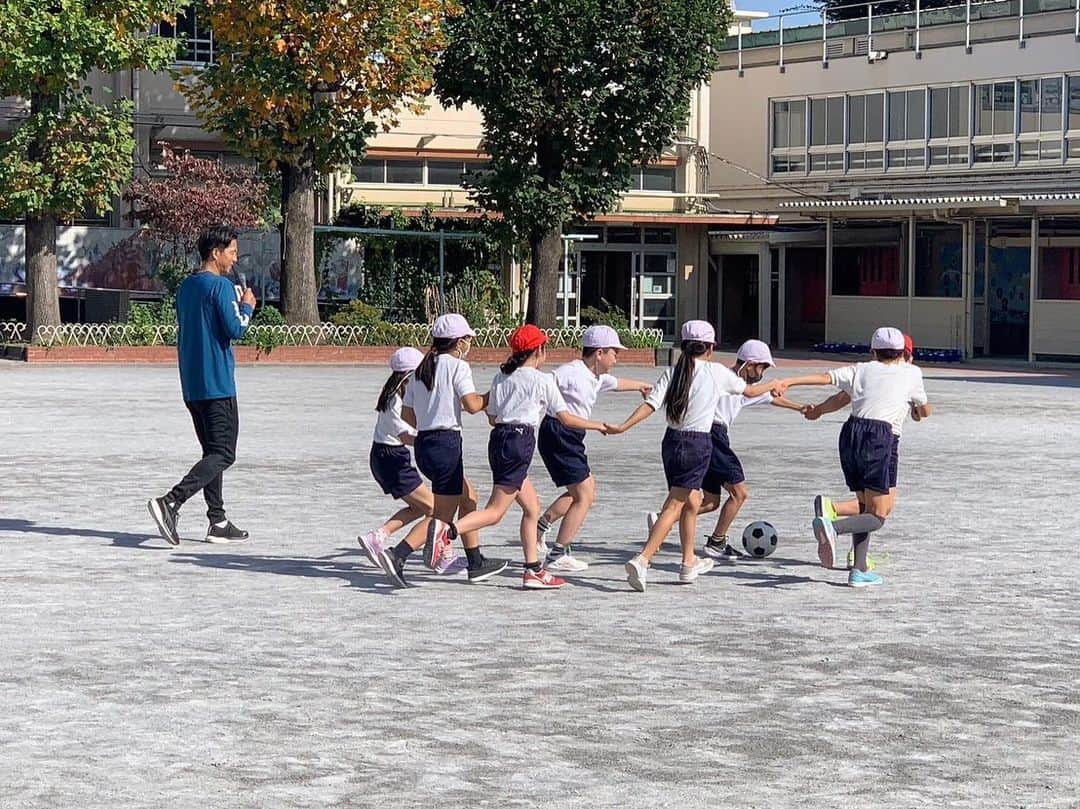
[826,40,847,59]
[853,35,869,56]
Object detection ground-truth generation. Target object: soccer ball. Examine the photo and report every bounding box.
[741,521,778,558]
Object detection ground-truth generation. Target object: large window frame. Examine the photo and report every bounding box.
[158,7,215,65]
[768,72,1080,179]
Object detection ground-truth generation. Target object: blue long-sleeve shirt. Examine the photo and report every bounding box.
[176,271,254,402]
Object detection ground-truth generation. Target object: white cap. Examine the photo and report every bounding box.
[582,324,627,350]
[736,339,775,367]
[432,313,475,340]
[389,346,424,373]
[870,326,905,350]
[681,320,716,345]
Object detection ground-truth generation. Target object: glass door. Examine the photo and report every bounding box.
[556,249,581,328]
[633,252,677,337]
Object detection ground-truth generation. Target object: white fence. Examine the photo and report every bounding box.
[17,323,664,349]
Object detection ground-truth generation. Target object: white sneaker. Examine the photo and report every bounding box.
[536,538,550,558]
[646,512,659,534]
[546,552,589,574]
[625,556,648,592]
[678,556,715,583]
[357,528,388,568]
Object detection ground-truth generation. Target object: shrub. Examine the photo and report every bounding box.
[581,298,630,330]
[330,299,385,328]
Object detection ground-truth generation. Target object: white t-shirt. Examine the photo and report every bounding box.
[829,361,928,436]
[488,366,568,429]
[646,360,748,432]
[373,394,416,447]
[714,392,773,428]
[548,359,619,419]
[403,354,476,432]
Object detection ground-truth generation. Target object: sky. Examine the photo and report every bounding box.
[734,0,825,30]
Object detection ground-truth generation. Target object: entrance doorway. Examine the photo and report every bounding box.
[984,223,1031,357]
[783,246,826,347]
[718,253,759,346]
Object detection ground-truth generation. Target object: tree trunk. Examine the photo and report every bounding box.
[526,224,563,327]
[25,91,62,342]
[278,165,290,312]
[281,148,319,325]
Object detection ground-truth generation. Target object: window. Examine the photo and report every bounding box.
[810,96,844,146]
[639,166,677,192]
[1070,76,1080,131]
[352,159,385,183]
[848,93,884,144]
[973,143,1013,164]
[386,160,423,184]
[159,7,214,64]
[929,145,969,166]
[929,85,968,139]
[772,100,806,149]
[1020,77,1063,133]
[833,244,905,296]
[427,160,467,185]
[888,89,925,142]
[914,224,963,298]
[1039,247,1080,300]
[976,81,1015,137]
[771,155,806,174]
[1019,140,1062,163]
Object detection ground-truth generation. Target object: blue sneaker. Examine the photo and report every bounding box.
[848,569,884,588]
[811,516,837,569]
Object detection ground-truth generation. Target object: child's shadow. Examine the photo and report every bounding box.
[0,518,163,549]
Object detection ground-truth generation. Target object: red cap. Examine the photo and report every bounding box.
[904,334,915,355]
[510,324,548,353]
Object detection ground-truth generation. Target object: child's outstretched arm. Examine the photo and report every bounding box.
[770,395,809,414]
[804,390,851,420]
[615,378,654,399]
[772,373,834,396]
[557,411,607,433]
[605,402,656,435]
[743,380,778,398]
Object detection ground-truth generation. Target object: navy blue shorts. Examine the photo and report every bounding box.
[661,428,712,491]
[702,422,746,494]
[414,429,465,496]
[369,443,423,499]
[889,436,900,489]
[488,424,536,491]
[537,415,590,488]
[838,417,895,495]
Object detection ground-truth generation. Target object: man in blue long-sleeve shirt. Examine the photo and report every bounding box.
[148,225,257,546]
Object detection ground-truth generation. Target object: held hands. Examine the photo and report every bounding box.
[771,379,791,397]
[639,384,653,400]
[802,404,821,421]
[241,287,257,308]
[602,422,627,436]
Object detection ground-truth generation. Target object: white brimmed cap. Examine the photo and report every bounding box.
[681,320,716,345]
[389,346,425,373]
[736,339,775,367]
[871,326,905,350]
[432,313,475,340]
[582,324,627,350]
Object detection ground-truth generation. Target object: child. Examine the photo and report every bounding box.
[426,324,607,590]
[606,321,777,592]
[536,324,652,573]
[805,333,916,570]
[776,327,931,587]
[358,348,462,577]
[696,339,809,560]
[379,313,508,588]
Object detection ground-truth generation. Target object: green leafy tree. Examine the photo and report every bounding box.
[180,0,459,325]
[436,0,732,327]
[0,1,188,339]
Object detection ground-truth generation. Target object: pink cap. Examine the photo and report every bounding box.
[389,347,424,373]
[871,326,905,350]
[582,324,627,350]
[432,313,475,340]
[736,339,775,367]
[681,320,716,345]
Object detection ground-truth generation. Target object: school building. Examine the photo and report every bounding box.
[4,2,1080,361]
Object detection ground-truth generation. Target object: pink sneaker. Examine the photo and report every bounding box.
[423,520,452,570]
[435,554,468,576]
[358,528,388,568]
[523,567,566,590]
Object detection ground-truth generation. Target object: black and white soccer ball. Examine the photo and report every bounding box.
[741,521,778,558]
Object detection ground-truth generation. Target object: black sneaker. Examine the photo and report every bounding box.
[378,548,409,589]
[466,555,509,583]
[147,497,181,546]
[702,535,730,559]
[206,521,249,544]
